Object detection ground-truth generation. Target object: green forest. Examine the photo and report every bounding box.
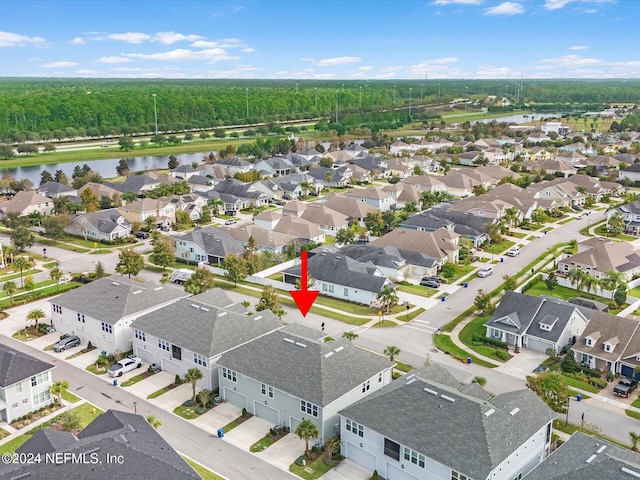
[1,78,639,142]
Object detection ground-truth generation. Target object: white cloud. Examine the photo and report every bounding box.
[569,45,588,50]
[433,0,483,4]
[358,66,373,71]
[0,31,47,47]
[97,56,133,64]
[240,48,255,53]
[42,61,78,68]
[476,65,517,78]
[485,2,524,15]
[70,37,86,45]
[191,40,220,48]
[76,69,103,75]
[153,31,204,44]
[301,56,361,67]
[540,54,601,66]
[108,32,151,44]
[124,48,237,63]
[544,0,612,10]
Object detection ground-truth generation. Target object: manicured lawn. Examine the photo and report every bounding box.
[441,305,477,332]
[183,457,226,480]
[73,403,104,427]
[62,390,81,403]
[593,225,637,242]
[459,314,511,363]
[289,456,339,480]
[394,361,414,373]
[147,383,179,399]
[631,398,640,409]
[0,281,82,309]
[372,320,397,328]
[483,239,515,256]
[563,375,599,393]
[626,409,640,420]
[314,295,408,316]
[432,334,497,368]
[443,264,477,283]
[174,404,203,419]
[86,363,109,375]
[398,307,426,322]
[0,434,31,454]
[65,346,97,360]
[267,272,283,281]
[396,282,437,298]
[121,370,156,387]
[222,420,239,432]
[250,435,276,452]
[526,280,617,308]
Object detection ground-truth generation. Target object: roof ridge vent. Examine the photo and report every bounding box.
[112,282,120,286]
[191,304,200,309]
[406,378,416,385]
[324,351,334,358]
[154,287,163,291]
[596,445,607,454]
[218,311,227,317]
[133,290,142,295]
[621,467,640,478]
[119,434,129,443]
[484,408,495,417]
[283,338,295,344]
[334,346,344,353]
[128,424,137,432]
[254,315,263,320]
[423,387,438,396]
[509,407,520,416]
[441,395,455,403]
[295,342,307,348]
[200,307,209,312]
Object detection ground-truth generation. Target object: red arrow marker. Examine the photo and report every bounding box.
[290,250,319,317]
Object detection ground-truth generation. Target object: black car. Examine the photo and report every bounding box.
[571,205,583,211]
[421,276,442,285]
[135,231,149,239]
[420,279,440,288]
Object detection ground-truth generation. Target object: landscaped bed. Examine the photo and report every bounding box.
[289,448,343,480]
[250,425,289,452]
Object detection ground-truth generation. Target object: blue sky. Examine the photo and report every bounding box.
[1,0,638,79]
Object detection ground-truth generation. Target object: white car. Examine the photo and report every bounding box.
[507,246,521,257]
[478,266,493,278]
[108,356,142,377]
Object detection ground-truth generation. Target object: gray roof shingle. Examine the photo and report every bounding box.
[179,226,245,259]
[218,324,392,405]
[0,344,53,387]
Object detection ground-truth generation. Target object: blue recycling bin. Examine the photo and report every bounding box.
[463,282,468,288]
[217,428,224,438]
[113,379,118,387]
[467,357,472,364]
[500,257,504,263]
[577,394,582,402]
[441,296,446,302]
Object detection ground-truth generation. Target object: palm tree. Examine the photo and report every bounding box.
[631,432,640,451]
[299,181,312,197]
[566,267,583,290]
[568,238,578,252]
[146,415,162,430]
[503,207,519,235]
[377,285,399,314]
[295,419,319,457]
[342,331,358,342]
[26,308,45,328]
[602,270,627,292]
[184,367,203,404]
[581,273,600,295]
[49,266,62,291]
[50,380,69,405]
[384,345,401,362]
[12,256,31,288]
[3,281,17,306]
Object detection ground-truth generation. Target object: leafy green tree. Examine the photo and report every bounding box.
[184,267,216,294]
[3,281,17,305]
[59,411,81,432]
[80,188,100,212]
[49,266,62,290]
[95,261,106,278]
[175,210,192,227]
[146,415,162,430]
[342,331,358,342]
[608,212,624,236]
[474,289,491,314]
[50,380,69,405]
[502,274,517,292]
[631,432,640,452]
[10,223,34,251]
[336,228,355,244]
[199,206,212,224]
[12,256,31,287]
[383,345,400,362]
[441,263,456,279]
[223,254,248,286]
[295,419,319,457]
[185,367,203,404]
[151,234,175,270]
[364,211,385,237]
[0,144,15,159]
[40,171,54,186]
[118,136,134,151]
[115,248,144,279]
[26,308,45,327]
[144,215,157,231]
[614,286,628,308]
[42,215,68,241]
[116,159,130,175]
[544,272,558,291]
[377,285,399,314]
[256,285,284,319]
[42,142,56,153]
[168,155,179,169]
[23,275,35,293]
[527,370,569,413]
[472,376,487,387]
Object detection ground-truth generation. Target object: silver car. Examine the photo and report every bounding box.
[53,335,81,352]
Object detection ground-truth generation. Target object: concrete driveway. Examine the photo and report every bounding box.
[147,383,192,410]
[193,403,242,433]
[495,349,549,380]
[125,371,175,399]
[257,433,306,470]
[224,416,272,450]
[321,459,372,480]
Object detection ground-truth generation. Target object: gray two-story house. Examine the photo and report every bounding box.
[217,324,393,443]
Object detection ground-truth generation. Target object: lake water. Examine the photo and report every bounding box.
[473,113,563,124]
[8,152,210,185]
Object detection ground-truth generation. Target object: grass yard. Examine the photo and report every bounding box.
[508,232,527,239]
[121,370,156,387]
[86,363,109,375]
[593,225,637,242]
[174,404,203,420]
[398,307,426,322]
[372,320,397,328]
[459,314,512,363]
[289,456,339,480]
[394,361,414,373]
[563,376,599,393]
[250,435,276,453]
[482,239,516,256]
[62,389,81,403]
[558,217,576,225]
[183,457,226,480]
[432,334,497,368]
[0,434,31,454]
[396,282,438,298]
[526,280,617,309]
[443,264,477,283]
[147,383,179,399]
[626,409,640,421]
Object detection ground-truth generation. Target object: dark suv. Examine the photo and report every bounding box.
[135,231,149,239]
[421,276,443,285]
[420,279,440,288]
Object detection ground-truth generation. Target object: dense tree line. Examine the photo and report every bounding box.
[1,78,640,142]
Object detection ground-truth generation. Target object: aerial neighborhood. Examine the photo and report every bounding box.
[4,86,640,479]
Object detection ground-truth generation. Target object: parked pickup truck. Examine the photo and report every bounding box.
[614,377,638,398]
[108,356,142,377]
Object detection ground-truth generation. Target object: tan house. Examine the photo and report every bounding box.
[322,192,376,227]
[558,238,640,282]
[0,191,54,218]
[118,198,176,227]
[371,227,459,265]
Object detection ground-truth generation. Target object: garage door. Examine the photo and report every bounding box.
[621,365,637,379]
[290,417,301,433]
[255,403,279,425]
[161,358,181,377]
[224,388,246,409]
[136,348,154,366]
[527,338,551,353]
[387,463,418,480]
[346,442,376,472]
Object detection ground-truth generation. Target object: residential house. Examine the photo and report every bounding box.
[343,144,369,158]
[296,148,322,162]
[405,207,490,247]
[619,163,640,184]
[403,175,448,194]
[253,157,296,177]
[440,169,494,196]
[207,178,269,212]
[455,151,480,166]
[486,183,538,220]
[186,174,214,193]
[382,183,421,209]
[215,157,253,174]
[353,156,389,178]
[2,410,201,480]
[339,363,556,480]
[389,141,411,156]
[78,182,125,204]
[37,181,77,199]
[254,210,282,231]
[371,227,460,265]
[217,324,393,442]
[107,173,179,195]
[307,166,353,187]
[168,164,200,180]
[557,238,640,282]
[175,226,245,265]
[523,160,577,178]
[564,174,623,202]
[220,224,295,254]
[300,204,349,235]
[283,252,393,306]
[529,180,585,209]
[321,193,376,227]
[345,187,395,212]
[272,214,325,243]
[571,310,640,376]
[613,201,640,235]
[66,208,132,241]
[50,277,186,354]
[348,164,372,184]
[475,164,519,183]
[339,244,441,280]
[484,291,591,353]
[0,191,54,218]
[131,290,281,390]
[118,198,175,228]
[448,197,512,221]
[164,194,207,221]
[0,344,53,423]
[524,432,640,480]
[556,150,586,164]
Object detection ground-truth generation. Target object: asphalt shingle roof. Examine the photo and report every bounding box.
[0,344,53,388]
[180,226,245,259]
[218,324,392,405]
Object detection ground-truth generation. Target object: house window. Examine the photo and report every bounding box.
[15,382,22,394]
[300,400,319,417]
[158,339,170,352]
[362,380,370,393]
[261,383,274,398]
[31,372,48,387]
[604,344,612,352]
[32,390,52,407]
[134,329,146,342]
[77,313,85,323]
[403,447,426,468]
[222,367,237,383]
[52,304,62,314]
[322,283,334,294]
[378,372,383,383]
[586,338,592,346]
[451,472,468,480]
[172,344,182,361]
[344,288,349,297]
[346,419,364,437]
[193,353,207,367]
[101,322,113,334]
[384,438,400,461]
